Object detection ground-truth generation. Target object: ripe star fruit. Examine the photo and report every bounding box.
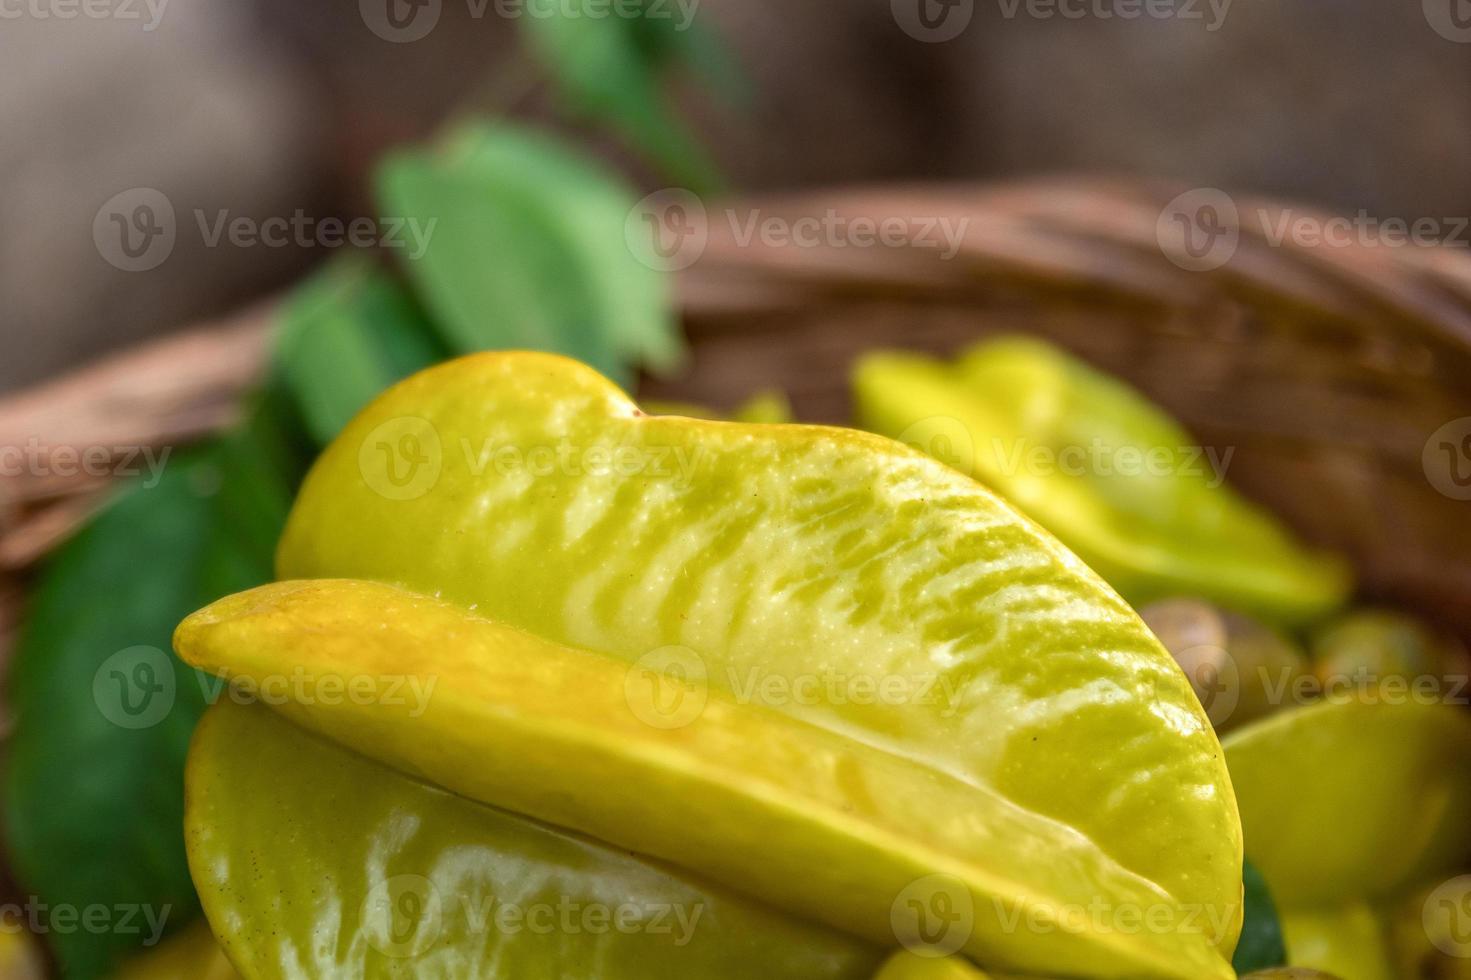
[1223,698,1471,978]
[852,337,1350,625]
[177,351,1242,979]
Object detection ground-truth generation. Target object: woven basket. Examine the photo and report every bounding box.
[4,176,1471,693]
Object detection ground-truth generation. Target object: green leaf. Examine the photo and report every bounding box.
[377,122,682,385]
[276,256,446,445]
[1233,859,1289,974]
[518,0,724,193]
[624,4,748,108]
[1,384,308,978]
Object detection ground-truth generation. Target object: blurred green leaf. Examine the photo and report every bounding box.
[276,257,446,445]
[519,0,725,194]
[2,384,307,978]
[378,122,682,385]
[1233,858,1289,974]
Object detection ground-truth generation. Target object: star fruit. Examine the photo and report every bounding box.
[852,337,1350,625]
[176,351,1243,979]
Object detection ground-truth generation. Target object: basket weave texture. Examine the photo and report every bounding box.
[4,178,1471,688]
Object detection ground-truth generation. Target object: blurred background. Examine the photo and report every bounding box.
[6,0,1471,391]
[6,3,1471,977]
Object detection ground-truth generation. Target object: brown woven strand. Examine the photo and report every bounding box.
[1,181,1469,677]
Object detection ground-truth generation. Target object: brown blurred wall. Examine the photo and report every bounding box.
[3,0,1470,391]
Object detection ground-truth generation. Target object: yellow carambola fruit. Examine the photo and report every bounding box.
[872,951,993,979]
[112,922,238,980]
[183,351,1242,978]
[1222,699,1471,908]
[1223,699,1471,978]
[186,698,881,980]
[180,579,1230,979]
[1278,905,1393,980]
[852,337,1350,625]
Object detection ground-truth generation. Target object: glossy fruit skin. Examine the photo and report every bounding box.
[1224,699,1471,978]
[1223,699,1471,908]
[179,579,1235,979]
[851,338,1350,625]
[275,351,1241,961]
[177,350,1248,978]
[187,700,879,980]
[1279,905,1393,980]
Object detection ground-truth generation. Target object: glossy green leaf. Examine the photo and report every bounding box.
[276,256,445,445]
[1232,860,1288,974]
[186,699,881,980]
[376,123,681,385]
[852,337,1351,624]
[269,351,1242,977]
[3,387,306,977]
[519,1,723,193]
[1222,699,1471,908]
